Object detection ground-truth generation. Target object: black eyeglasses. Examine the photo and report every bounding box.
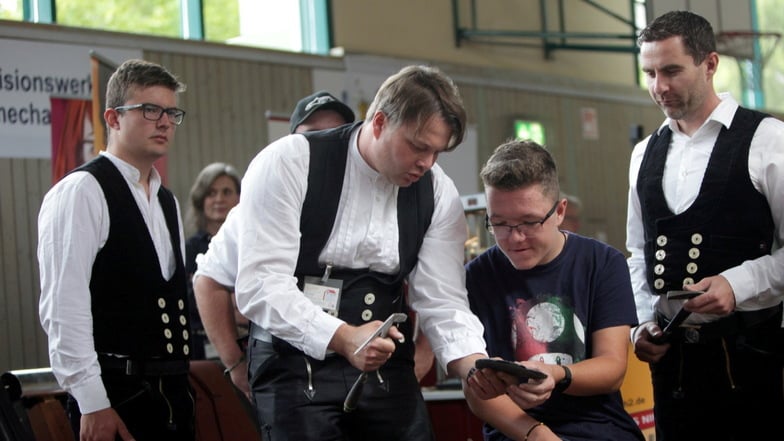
[485,199,559,239]
[114,103,186,125]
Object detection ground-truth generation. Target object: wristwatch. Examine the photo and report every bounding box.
[554,364,572,393]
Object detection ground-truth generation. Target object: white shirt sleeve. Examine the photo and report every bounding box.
[626,136,658,324]
[37,171,111,414]
[234,135,344,359]
[407,165,487,370]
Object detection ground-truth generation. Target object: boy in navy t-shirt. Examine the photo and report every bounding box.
[464,140,643,441]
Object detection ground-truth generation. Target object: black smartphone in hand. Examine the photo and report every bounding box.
[666,290,705,300]
[475,359,547,384]
[652,290,706,344]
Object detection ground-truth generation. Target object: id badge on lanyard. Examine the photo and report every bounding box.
[302,264,343,317]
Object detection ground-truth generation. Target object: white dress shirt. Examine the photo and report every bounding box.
[37,151,185,414]
[232,125,486,367]
[626,93,784,325]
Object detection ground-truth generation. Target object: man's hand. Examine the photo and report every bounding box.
[331,321,402,372]
[466,358,554,409]
[502,360,555,410]
[632,321,670,363]
[685,275,736,316]
[79,407,134,441]
[464,360,509,400]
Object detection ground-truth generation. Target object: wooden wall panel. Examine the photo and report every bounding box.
[0,157,50,373]
[1,158,17,371]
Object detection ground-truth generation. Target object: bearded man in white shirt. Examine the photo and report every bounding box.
[626,10,784,441]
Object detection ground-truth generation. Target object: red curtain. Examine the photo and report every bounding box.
[50,97,93,184]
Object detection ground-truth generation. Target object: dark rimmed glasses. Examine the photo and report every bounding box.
[114,103,186,125]
[485,199,559,239]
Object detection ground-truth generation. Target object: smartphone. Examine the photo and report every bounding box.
[653,298,702,343]
[666,290,705,300]
[353,313,408,355]
[475,359,547,384]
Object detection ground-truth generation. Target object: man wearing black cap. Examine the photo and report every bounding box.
[289,90,355,134]
[192,91,355,399]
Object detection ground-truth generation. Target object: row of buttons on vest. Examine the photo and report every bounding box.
[652,233,703,290]
[324,292,379,321]
[158,297,190,356]
[361,292,376,321]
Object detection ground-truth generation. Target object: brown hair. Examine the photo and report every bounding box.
[637,10,717,65]
[365,65,467,151]
[186,162,241,232]
[480,139,560,201]
[106,59,186,109]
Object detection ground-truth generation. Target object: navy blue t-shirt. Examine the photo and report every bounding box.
[466,233,643,441]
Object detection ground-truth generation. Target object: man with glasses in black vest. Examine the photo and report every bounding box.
[38,59,194,441]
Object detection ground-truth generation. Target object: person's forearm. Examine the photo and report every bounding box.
[194,276,243,366]
[464,387,548,441]
[561,326,630,395]
[446,353,486,380]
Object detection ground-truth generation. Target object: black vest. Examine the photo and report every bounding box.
[637,108,773,295]
[81,156,190,360]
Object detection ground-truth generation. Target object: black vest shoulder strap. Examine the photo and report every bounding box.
[297,122,356,275]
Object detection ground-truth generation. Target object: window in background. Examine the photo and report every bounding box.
[0,0,22,20]
[36,0,331,56]
[55,0,181,39]
[756,0,783,113]
[203,0,240,44]
[214,0,331,55]
[223,0,302,51]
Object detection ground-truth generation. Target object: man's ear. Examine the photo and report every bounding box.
[104,108,120,130]
[371,111,387,139]
[704,52,719,77]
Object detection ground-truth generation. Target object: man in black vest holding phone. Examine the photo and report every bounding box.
[626,11,784,441]
[233,65,487,440]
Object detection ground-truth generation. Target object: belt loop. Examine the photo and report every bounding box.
[125,359,134,376]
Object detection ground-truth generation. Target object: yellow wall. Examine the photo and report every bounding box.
[621,343,656,440]
[332,0,640,87]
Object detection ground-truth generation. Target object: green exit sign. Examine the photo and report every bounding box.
[514,120,545,145]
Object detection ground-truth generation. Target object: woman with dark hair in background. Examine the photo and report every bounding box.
[185,162,241,359]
